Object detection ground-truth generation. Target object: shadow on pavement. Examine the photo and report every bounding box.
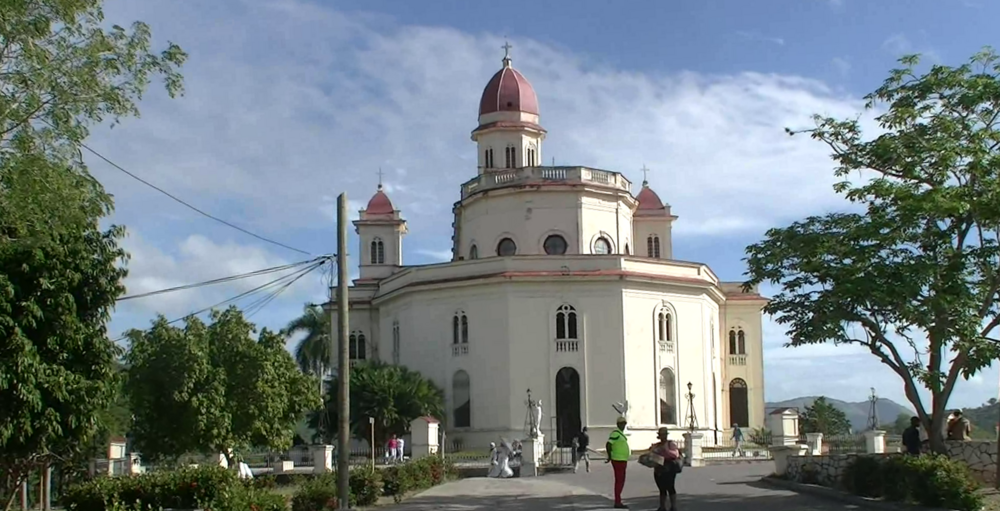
[384,491,854,510]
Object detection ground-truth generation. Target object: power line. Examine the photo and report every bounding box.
[117,256,330,302]
[76,139,313,256]
[113,259,327,343]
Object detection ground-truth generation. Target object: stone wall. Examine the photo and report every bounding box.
[945,440,997,486]
[785,453,886,487]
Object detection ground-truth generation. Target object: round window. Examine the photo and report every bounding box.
[497,238,517,256]
[593,237,612,255]
[543,235,568,255]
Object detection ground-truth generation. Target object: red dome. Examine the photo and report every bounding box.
[365,185,394,215]
[636,182,665,211]
[478,62,539,116]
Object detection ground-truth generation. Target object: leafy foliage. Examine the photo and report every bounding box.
[961,398,999,439]
[841,454,983,511]
[284,303,331,376]
[799,397,852,436]
[0,0,185,506]
[309,361,444,448]
[125,307,321,462]
[380,456,453,502]
[62,465,286,511]
[744,48,1000,452]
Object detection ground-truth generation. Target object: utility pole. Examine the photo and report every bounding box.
[335,193,351,509]
[995,368,999,489]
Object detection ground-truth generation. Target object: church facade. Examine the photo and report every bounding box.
[329,48,767,450]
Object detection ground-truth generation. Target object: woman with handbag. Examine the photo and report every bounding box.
[649,427,681,511]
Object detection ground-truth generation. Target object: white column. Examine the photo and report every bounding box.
[682,432,704,467]
[864,430,886,454]
[805,433,824,455]
[311,445,334,473]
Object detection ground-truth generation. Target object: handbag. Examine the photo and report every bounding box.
[638,452,664,468]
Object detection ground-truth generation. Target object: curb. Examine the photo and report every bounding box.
[758,477,957,511]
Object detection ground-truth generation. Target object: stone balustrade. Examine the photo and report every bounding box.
[945,440,997,486]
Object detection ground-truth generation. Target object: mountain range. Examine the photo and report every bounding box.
[766,396,913,432]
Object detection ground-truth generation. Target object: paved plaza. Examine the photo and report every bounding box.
[386,462,857,510]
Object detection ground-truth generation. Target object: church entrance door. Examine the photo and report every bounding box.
[555,367,582,448]
[728,378,749,427]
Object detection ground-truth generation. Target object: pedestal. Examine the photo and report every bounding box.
[311,445,334,473]
[409,417,440,460]
[275,460,296,474]
[521,435,545,477]
[126,453,143,475]
[682,432,704,468]
[805,433,823,455]
[771,444,808,476]
[864,430,886,454]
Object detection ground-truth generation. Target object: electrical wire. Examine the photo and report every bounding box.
[73,138,313,256]
[244,259,329,319]
[117,256,330,302]
[113,259,327,343]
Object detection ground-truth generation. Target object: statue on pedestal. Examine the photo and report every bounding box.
[523,390,545,439]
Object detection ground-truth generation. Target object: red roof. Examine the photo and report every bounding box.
[636,182,665,211]
[365,185,394,215]
[479,61,539,116]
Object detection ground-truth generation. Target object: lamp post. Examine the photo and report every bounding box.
[369,417,376,471]
[685,382,698,433]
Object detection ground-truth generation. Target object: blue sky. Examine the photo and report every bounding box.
[95,0,1000,411]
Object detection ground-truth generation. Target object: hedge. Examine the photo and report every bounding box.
[841,454,983,511]
[291,456,455,510]
[63,466,286,511]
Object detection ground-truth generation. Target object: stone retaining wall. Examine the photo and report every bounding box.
[945,440,997,486]
[785,440,997,487]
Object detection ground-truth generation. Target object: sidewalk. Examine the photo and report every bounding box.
[382,477,616,510]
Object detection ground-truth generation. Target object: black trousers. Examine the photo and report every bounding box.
[654,468,677,496]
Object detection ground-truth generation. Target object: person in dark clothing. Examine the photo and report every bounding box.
[902,416,922,455]
[574,427,591,473]
[649,427,681,511]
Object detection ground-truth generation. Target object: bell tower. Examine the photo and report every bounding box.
[354,178,407,280]
[471,42,546,174]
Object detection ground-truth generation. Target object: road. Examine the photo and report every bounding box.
[383,461,860,510]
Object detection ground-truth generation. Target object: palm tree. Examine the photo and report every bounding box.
[283,304,331,378]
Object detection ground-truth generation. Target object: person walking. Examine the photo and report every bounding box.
[731,424,745,457]
[396,436,405,463]
[649,427,681,511]
[902,416,922,456]
[575,426,591,473]
[386,435,398,464]
[947,410,972,441]
[606,417,631,509]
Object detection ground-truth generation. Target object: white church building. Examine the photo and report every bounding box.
[330,48,767,450]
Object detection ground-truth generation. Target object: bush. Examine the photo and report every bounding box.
[290,468,386,510]
[840,454,983,511]
[63,465,285,511]
[841,455,884,497]
[381,456,453,502]
[349,468,382,507]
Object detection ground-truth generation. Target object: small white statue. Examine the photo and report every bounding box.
[530,400,544,438]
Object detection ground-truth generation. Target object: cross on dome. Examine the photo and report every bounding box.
[501,40,513,67]
[377,167,385,190]
[640,164,651,185]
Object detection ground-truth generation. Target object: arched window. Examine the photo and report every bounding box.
[349,331,366,360]
[484,148,494,169]
[392,321,400,365]
[497,237,517,256]
[544,234,568,255]
[452,315,460,345]
[461,314,469,344]
[556,304,578,339]
[729,328,746,355]
[646,235,661,258]
[469,244,479,260]
[729,378,749,427]
[370,238,385,265]
[657,311,672,342]
[527,147,536,166]
[659,367,677,425]
[593,237,612,255]
[453,370,471,428]
[505,146,516,168]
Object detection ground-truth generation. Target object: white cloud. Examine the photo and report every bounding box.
[88,0,995,407]
[881,34,942,63]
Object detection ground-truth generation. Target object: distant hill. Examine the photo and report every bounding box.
[962,399,998,439]
[766,396,913,432]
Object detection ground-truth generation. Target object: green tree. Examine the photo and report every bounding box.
[886,413,913,435]
[0,0,184,506]
[284,303,331,376]
[799,397,852,436]
[310,361,444,448]
[125,307,321,464]
[743,48,1000,453]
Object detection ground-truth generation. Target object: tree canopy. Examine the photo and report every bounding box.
[284,303,331,377]
[0,0,185,506]
[310,361,444,448]
[798,397,852,436]
[744,48,1000,451]
[125,307,321,463]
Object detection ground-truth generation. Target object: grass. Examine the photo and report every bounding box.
[981,489,1000,511]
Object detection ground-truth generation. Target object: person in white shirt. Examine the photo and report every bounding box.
[396,437,405,462]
